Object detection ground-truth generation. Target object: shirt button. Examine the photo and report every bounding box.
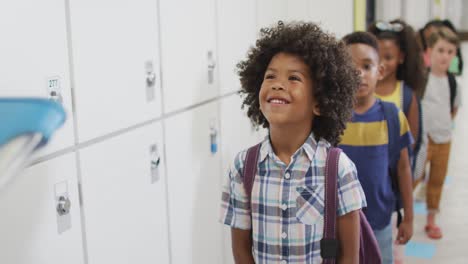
[281,232,287,239]
[284,172,291,179]
[281,203,288,211]
[281,260,288,264]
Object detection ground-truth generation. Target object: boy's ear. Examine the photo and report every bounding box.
[377,63,385,81]
[313,103,321,116]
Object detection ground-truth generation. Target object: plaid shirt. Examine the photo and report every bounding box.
[220,133,366,263]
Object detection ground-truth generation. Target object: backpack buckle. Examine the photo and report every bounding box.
[320,238,340,259]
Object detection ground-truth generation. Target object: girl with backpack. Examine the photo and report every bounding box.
[368,20,425,170]
[368,19,425,264]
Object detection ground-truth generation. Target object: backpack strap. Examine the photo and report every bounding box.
[412,97,424,169]
[401,81,413,117]
[448,72,457,113]
[242,143,261,206]
[380,100,403,226]
[321,147,341,263]
[381,101,400,171]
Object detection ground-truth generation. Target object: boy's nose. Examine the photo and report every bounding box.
[272,85,284,91]
[358,69,365,78]
[271,80,286,90]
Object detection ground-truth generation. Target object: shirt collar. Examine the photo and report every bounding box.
[259,132,328,163]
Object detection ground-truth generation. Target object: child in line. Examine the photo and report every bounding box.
[415,27,461,240]
[414,19,464,203]
[368,20,424,158]
[368,20,425,263]
[220,22,366,263]
[340,32,414,264]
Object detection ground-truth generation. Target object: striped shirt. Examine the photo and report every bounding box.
[340,100,413,229]
[220,133,366,263]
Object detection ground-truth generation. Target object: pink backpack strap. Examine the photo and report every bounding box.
[322,147,341,263]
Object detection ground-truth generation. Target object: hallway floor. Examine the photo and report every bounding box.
[404,43,468,264]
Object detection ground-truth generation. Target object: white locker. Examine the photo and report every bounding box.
[0,0,75,157]
[164,102,223,264]
[159,0,218,113]
[219,94,267,264]
[219,94,267,175]
[0,154,85,264]
[307,0,354,38]
[217,0,257,95]
[69,0,163,142]
[78,121,169,264]
[285,0,310,21]
[256,0,287,30]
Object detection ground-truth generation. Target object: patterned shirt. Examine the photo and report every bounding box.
[220,133,366,263]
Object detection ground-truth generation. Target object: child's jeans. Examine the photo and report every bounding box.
[373,223,393,264]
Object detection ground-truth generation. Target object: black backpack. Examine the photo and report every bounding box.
[448,72,457,113]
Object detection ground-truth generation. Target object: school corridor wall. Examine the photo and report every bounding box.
[0,1,354,264]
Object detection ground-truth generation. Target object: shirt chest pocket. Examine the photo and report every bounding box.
[295,185,325,226]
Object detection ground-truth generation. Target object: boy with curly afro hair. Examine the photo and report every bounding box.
[220,21,367,263]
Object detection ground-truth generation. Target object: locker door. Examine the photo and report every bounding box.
[256,0,287,30]
[69,0,162,142]
[164,102,223,263]
[0,154,84,264]
[308,0,354,38]
[0,0,75,157]
[219,94,267,264]
[217,0,257,94]
[219,94,267,174]
[159,0,218,113]
[79,122,169,264]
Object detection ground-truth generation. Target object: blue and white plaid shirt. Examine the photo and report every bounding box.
[220,133,367,263]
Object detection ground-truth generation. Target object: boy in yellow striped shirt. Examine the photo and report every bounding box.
[340,32,414,264]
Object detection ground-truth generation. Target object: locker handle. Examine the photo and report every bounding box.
[145,61,157,102]
[207,51,216,84]
[146,71,157,87]
[56,195,71,216]
[150,144,161,183]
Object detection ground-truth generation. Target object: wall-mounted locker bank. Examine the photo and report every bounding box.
[0,0,355,263]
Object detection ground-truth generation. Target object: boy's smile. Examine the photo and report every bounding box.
[259,52,318,128]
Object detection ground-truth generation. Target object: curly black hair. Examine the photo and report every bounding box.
[237,21,360,146]
[368,19,425,94]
